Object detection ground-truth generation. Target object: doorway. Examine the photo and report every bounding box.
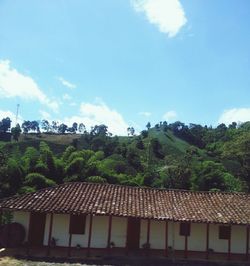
[126,217,141,250]
[28,212,46,246]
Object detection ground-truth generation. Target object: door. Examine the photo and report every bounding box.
[126,217,141,250]
[28,212,46,246]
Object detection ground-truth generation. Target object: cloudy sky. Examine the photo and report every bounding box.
[0,0,250,135]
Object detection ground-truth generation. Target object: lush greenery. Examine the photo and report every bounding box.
[0,118,250,199]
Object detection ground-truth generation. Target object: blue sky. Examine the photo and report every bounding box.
[0,0,250,135]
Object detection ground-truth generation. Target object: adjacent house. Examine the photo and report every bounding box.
[0,182,249,262]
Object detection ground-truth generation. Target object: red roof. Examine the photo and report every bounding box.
[0,182,249,224]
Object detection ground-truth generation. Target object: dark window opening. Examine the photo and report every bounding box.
[69,214,86,235]
[180,222,191,236]
[219,226,231,240]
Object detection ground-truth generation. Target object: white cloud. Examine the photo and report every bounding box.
[139,111,152,117]
[62,93,72,101]
[0,109,23,125]
[163,110,177,121]
[39,110,51,120]
[63,101,129,136]
[218,108,250,125]
[0,60,59,112]
[131,0,187,37]
[57,76,76,89]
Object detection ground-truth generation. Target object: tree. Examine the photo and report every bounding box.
[41,120,51,133]
[51,121,59,133]
[39,142,56,179]
[190,161,243,192]
[11,124,22,141]
[22,147,39,173]
[28,121,40,133]
[127,127,135,136]
[151,138,164,159]
[162,121,168,132]
[136,138,144,150]
[146,122,151,130]
[62,146,76,163]
[0,117,11,133]
[126,147,143,171]
[155,124,160,131]
[24,173,55,190]
[141,130,148,139]
[72,122,78,133]
[66,122,78,134]
[90,124,109,136]
[22,120,32,134]
[78,123,86,134]
[86,176,107,184]
[58,123,68,134]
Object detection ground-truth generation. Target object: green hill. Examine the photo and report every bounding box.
[1,122,250,199]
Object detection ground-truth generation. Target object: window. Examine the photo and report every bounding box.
[179,222,191,236]
[219,226,231,240]
[69,214,86,234]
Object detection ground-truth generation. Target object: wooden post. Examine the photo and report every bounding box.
[246,225,249,261]
[146,219,151,256]
[107,215,113,255]
[26,212,32,256]
[206,223,210,259]
[184,235,188,258]
[47,213,54,256]
[227,225,231,261]
[67,233,72,257]
[87,214,93,257]
[165,221,168,257]
[125,217,129,255]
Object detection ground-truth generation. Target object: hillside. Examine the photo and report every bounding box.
[0,121,250,199]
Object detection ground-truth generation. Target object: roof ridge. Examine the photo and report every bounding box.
[61,181,249,196]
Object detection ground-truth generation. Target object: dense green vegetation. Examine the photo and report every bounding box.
[0,118,250,199]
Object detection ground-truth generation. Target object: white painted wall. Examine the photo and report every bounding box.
[172,222,185,250]
[44,213,90,248]
[189,223,206,252]
[43,214,128,248]
[231,225,246,254]
[13,211,30,241]
[140,219,165,250]
[12,211,248,254]
[110,217,127,248]
[150,220,165,249]
[140,219,147,249]
[91,216,108,248]
[209,224,228,253]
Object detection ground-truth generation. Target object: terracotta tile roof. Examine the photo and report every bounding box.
[0,182,249,224]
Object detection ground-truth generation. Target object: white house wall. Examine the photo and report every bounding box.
[91,216,108,248]
[110,217,127,248]
[150,220,165,249]
[172,222,185,250]
[231,225,246,254]
[12,211,248,254]
[140,219,165,250]
[12,211,30,241]
[189,223,206,252]
[43,214,127,248]
[140,219,147,249]
[209,224,227,253]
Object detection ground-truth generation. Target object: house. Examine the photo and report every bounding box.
[0,182,249,262]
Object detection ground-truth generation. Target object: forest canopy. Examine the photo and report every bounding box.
[0,117,250,199]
